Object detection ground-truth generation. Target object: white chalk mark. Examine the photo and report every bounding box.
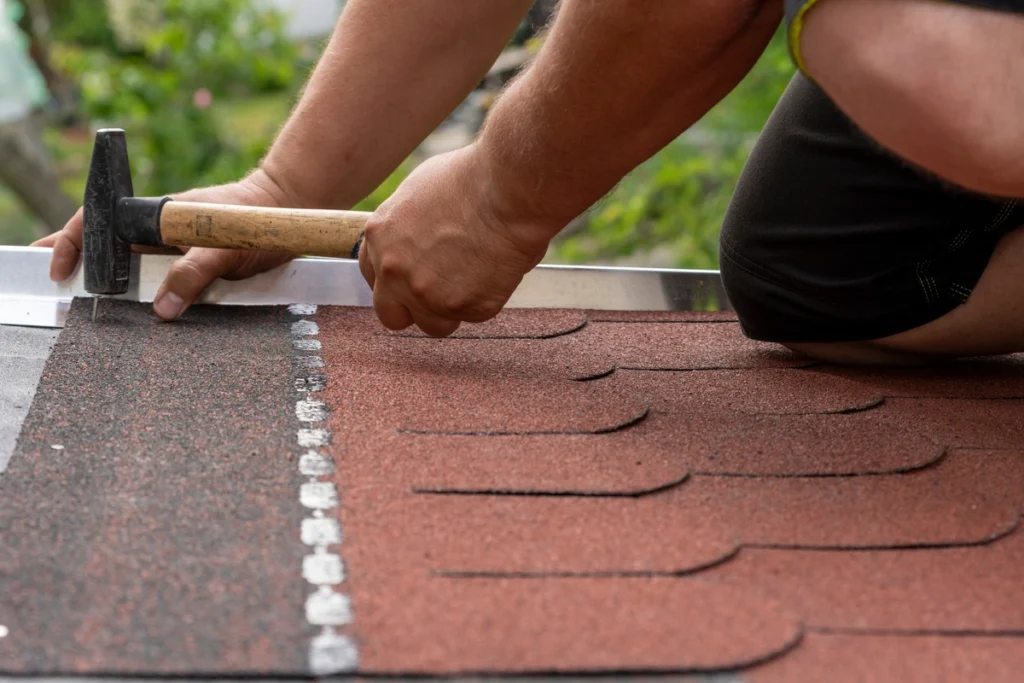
[294,356,325,370]
[297,429,331,447]
[0,625,8,638]
[294,376,327,392]
[303,553,345,585]
[309,630,358,675]
[291,320,320,336]
[301,482,338,510]
[313,509,324,519]
[300,451,335,476]
[305,587,353,626]
[296,399,328,423]
[293,338,323,351]
[302,518,342,546]
[288,304,318,316]
[49,444,64,451]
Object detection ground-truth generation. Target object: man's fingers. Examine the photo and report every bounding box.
[372,286,414,331]
[358,237,376,290]
[36,207,85,282]
[30,232,59,247]
[362,239,455,335]
[411,312,461,338]
[153,248,240,320]
[51,231,86,282]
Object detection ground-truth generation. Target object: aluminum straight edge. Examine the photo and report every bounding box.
[0,246,730,328]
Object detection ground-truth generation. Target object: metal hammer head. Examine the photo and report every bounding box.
[83,128,134,295]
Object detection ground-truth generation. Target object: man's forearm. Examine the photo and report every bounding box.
[478,0,783,233]
[259,0,534,209]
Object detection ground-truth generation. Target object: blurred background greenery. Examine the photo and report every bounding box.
[0,0,794,269]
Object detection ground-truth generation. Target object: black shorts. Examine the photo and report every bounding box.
[720,1,1024,344]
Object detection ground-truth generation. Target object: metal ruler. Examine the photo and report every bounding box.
[0,246,730,329]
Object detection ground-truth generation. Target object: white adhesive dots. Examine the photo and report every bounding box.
[289,304,357,674]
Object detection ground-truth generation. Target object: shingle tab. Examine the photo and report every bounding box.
[393,430,691,496]
[810,356,1024,398]
[387,308,588,339]
[608,367,884,415]
[715,523,1024,632]
[353,578,802,674]
[749,633,1024,683]
[578,322,816,370]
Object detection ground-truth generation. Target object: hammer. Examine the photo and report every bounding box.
[83,128,369,308]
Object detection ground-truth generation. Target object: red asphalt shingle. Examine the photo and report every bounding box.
[387,308,588,339]
[576,322,815,370]
[391,429,692,495]
[609,367,885,415]
[749,633,1024,682]
[353,577,802,673]
[317,306,1024,678]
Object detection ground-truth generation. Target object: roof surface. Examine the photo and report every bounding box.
[0,325,57,471]
[0,299,1022,680]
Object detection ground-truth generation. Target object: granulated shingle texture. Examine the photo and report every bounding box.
[883,398,1024,449]
[315,307,1024,679]
[388,308,587,338]
[586,310,738,323]
[809,356,1024,398]
[3,304,1023,680]
[394,428,691,495]
[0,300,308,675]
[608,368,884,415]
[418,452,1017,576]
[353,578,802,674]
[748,633,1024,683]
[576,322,815,370]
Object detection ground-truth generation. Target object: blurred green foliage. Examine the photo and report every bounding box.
[42,0,119,50]
[52,0,301,196]
[4,2,797,262]
[550,29,795,268]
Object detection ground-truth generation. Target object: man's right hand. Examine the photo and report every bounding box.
[31,170,297,321]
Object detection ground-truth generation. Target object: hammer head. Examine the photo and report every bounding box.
[83,128,134,295]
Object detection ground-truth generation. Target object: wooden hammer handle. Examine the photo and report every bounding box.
[159,201,370,258]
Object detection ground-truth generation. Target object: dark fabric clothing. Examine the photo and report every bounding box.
[719,73,1024,343]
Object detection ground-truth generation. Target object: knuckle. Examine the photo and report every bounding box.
[408,276,435,302]
[169,258,209,288]
[378,256,406,279]
[363,214,389,240]
[440,292,477,316]
[474,301,503,320]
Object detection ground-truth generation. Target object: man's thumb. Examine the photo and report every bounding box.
[153,248,238,320]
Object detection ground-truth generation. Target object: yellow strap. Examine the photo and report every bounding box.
[788,0,822,74]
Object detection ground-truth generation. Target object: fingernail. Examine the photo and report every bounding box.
[154,292,184,320]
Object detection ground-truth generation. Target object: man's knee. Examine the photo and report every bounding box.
[795,0,1024,197]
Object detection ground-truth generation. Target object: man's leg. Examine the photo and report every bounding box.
[788,226,1024,363]
[783,0,1024,363]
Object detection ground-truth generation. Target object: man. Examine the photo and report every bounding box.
[35,0,1024,365]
